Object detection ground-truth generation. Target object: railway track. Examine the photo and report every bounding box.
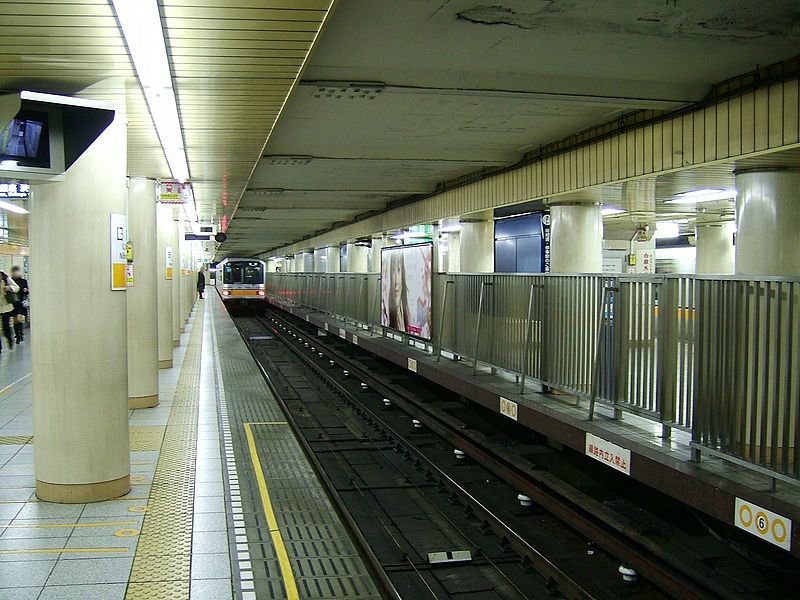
[233,308,796,600]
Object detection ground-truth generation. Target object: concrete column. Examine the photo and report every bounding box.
[550,204,603,273]
[368,235,386,273]
[459,213,494,272]
[325,246,340,273]
[156,204,174,368]
[30,111,130,502]
[345,242,368,272]
[695,224,734,274]
[314,248,325,272]
[267,258,278,273]
[126,178,159,408]
[735,169,800,276]
[171,215,182,346]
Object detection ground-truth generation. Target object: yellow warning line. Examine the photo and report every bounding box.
[0,547,128,555]
[0,372,31,396]
[248,421,288,426]
[244,422,299,600]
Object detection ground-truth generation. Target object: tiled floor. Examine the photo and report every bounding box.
[0,303,235,600]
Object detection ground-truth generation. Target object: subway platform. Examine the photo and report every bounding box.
[0,297,378,599]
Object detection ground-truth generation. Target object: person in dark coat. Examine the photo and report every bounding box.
[197,268,206,299]
[10,266,27,343]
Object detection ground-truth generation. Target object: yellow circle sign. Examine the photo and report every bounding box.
[772,519,788,543]
[739,504,753,528]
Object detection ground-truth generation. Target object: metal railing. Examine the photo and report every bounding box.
[265,272,800,483]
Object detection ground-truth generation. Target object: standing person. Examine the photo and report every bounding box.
[196,268,206,300]
[0,271,19,352]
[10,266,28,343]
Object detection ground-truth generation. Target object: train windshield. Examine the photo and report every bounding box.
[223,262,262,284]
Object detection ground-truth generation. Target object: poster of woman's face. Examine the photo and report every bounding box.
[380,243,432,339]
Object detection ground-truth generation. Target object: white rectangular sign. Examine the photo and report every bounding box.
[110,213,128,291]
[339,328,346,339]
[499,397,518,421]
[407,357,417,373]
[585,433,631,475]
[734,497,792,551]
[352,335,358,345]
[324,322,329,331]
[165,246,173,280]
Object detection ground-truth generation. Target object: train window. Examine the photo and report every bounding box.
[243,263,262,284]
[223,263,242,284]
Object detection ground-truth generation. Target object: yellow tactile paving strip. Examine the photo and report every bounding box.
[0,435,32,445]
[0,428,163,450]
[126,313,203,600]
[129,426,167,452]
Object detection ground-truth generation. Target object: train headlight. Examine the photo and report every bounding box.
[222,290,230,296]
[258,290,265,296]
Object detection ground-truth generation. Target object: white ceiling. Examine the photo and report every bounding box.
[222,0,800,257]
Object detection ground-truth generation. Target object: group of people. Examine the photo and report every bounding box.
[0,266,28,353]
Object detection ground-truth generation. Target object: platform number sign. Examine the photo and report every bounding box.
[734,497,792,551]
[499,397,518,421]
[407,357,417,373]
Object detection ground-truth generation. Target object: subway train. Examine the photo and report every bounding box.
[216,258,267,311]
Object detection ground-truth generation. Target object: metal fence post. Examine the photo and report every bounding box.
[472,281,492,375]
[588,282,616,420]
[519,283,536,394]
[436,280,453,362]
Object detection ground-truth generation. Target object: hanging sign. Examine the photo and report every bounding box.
[110,213,128,291]
[159,180,188,204]
[165,246,173,280]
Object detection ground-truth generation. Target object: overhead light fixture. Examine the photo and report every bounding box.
[111,0,190,184]
[654,221,680,239]
[666,189,737,204]
[601,206,626,216]
[439,224,462,233]
[0,199,28,214]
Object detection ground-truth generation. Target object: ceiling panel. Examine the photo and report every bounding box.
[161,0,334,224]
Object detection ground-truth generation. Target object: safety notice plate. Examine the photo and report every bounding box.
[585,433,631,475]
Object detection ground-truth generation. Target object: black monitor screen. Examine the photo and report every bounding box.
[0,111,49,168]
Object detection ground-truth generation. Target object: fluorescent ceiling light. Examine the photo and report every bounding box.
[439,224,461,233]
[667,189,737,204]
[654,221,680,239]
[601,206,626,216]
[112,0,190,183]
[0,200,28,214]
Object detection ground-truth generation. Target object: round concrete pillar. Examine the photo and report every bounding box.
[126,178,159,408]
[369,235,386,272]
[735,169,800,276]
[31,111,130,502]
[695,224,734,275]
[156,204,174,368]
[171,215,182,346]
[325,246,340,273]
[458,216,494,272]
[346,243,368,272]
[550,204,603,273]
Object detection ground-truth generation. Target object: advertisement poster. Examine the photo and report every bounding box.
[380,243,432,340]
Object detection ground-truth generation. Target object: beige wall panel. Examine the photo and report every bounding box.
[784,78,799,145]
[716,102,730,159]
[729,95,743,155]
[741,92,756,155]
[753,86,769,152]
[706,105,716,161]
[769,82,786,149]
